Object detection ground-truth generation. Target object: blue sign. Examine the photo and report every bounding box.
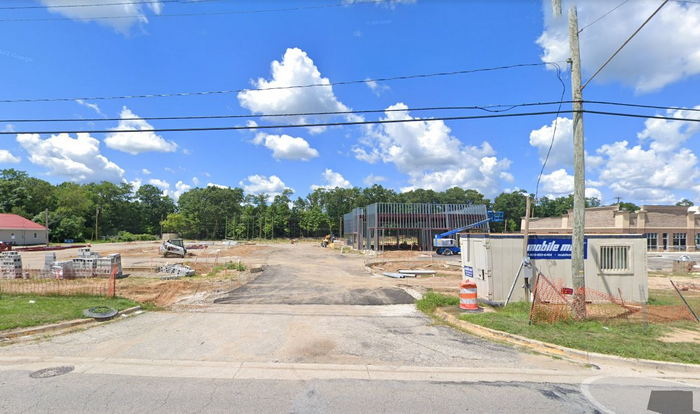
[527,238,587,260]
[463,265,474,278]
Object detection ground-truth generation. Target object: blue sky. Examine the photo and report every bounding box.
[1,0,700,204]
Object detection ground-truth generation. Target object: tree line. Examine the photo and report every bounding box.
[0,168,624,242]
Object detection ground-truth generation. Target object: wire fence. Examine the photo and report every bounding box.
[530,273,698,324]
[0,267,117,297]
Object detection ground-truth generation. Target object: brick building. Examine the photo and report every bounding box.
[524,205,700,251]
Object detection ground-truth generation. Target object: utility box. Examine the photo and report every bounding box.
[459,234,648,304]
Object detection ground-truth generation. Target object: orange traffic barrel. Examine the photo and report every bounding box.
[459,280,482,312]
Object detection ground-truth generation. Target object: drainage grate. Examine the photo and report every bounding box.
[29,366,74,379]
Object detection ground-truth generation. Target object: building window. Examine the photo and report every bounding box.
[696,233,700,249]
[33,232,37,238]
[600,245,630,272]
[644,233,657,250]
[672,233,687,251]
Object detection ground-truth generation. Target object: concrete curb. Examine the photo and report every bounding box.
[434,308,699,373]
[0,305,143,341]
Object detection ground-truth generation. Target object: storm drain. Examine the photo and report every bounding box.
[29,366,74,379]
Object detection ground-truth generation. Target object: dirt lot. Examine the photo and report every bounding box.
[18,241,267,274]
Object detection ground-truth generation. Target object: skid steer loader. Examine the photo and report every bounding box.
[160,239,187,258]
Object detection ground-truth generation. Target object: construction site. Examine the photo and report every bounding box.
[342,202,491,252]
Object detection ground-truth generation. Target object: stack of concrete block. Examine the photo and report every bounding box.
[78,247,99,259]
[95,253,122,278]
[0,251,22,279]
[40,252,57,277]
[158,264,195,279]
[51,261,74,279]
[71,257,96,278]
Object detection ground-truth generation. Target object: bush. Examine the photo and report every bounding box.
[108,231,158,242]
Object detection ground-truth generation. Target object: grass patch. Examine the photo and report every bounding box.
[416,291,700,364]
[205,261,247,277]
[648,288,700,309]
[460,302,699,364]
[0,294,138,331]
[416,291,459,313]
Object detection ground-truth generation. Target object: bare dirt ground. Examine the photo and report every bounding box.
[659,327,700,344]
[18,241,268,273]
[366,259,463,296]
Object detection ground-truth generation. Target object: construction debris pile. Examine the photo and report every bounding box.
[158,263,195,279]
[45,247,123,279]
[0,251,22,279]
[382,269,435,279]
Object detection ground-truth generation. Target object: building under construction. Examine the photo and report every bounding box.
[343,203,490,251]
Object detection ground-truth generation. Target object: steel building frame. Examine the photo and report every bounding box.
[343,203,489,251]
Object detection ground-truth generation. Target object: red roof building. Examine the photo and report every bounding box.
[0,214,48,245]
[0,214,47,230]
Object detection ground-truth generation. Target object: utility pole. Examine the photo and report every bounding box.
[521,195,532,301]
[95,206,100,241]
[45,208,49,245]
[568,6,587,319]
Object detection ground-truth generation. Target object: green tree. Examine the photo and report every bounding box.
[136,184,176,234]
[493,190,528,232]
[676,199,694,207]
[617,201,639,212]
[178,186,244,239]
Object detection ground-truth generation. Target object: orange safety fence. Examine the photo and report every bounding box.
[0,265,118,297]
[530,273,698,324]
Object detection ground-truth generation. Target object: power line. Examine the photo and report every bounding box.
[0,110,567,135]
[582,0,670,90]
[578,0,631,33]
[6,109,700,136]
[0,0,385,22]
[0,101,569,123]
[7,99,699,125]
[0,0,216,10]
[0,62,554,103]
[583,109,700,122]
[534,63,566,201]
[584,100,700,113]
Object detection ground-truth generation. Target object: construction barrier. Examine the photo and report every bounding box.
[459,280,480,312]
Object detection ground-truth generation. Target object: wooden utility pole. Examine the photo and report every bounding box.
[94,206,100,241]
[45,208,49,245]
[521,195,532,300]
[569,6,587,319]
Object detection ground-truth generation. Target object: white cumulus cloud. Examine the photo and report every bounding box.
[363,174,386,186]
[529,116,573,168]
[538,168,602,201]
[16,133,124,182]
[39,0,163,34]
[311,169,351,190]
[237,48,361,134]
[148,178,170,190]
[169,181,191,200]
[0,150,20,164]
[538,0,700,92]
[240,174,289,196]
[104,107,178,155]
[252,132,319,161]
[353,103,512,197]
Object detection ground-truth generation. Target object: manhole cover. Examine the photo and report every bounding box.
[29,366,74,379]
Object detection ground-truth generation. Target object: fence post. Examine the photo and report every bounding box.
[108,263,117,298]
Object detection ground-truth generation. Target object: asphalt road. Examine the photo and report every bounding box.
[1,243,698,413]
